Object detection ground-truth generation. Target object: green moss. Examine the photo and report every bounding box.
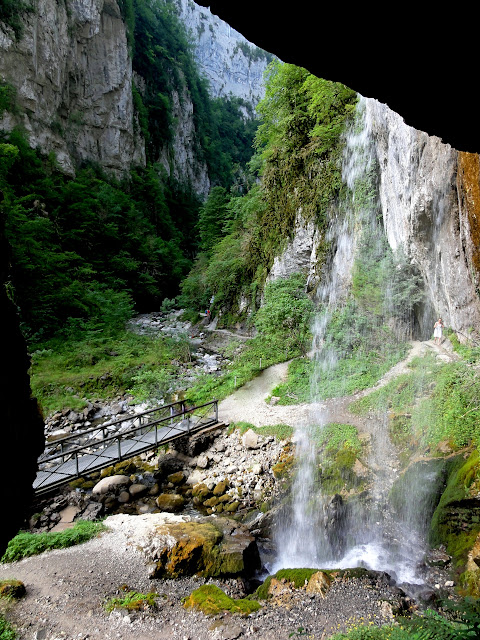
[183,584,261,616]
[0,580,25,599]
[255,568,319,600]
[429,451,480,568]
[104,590,158,613]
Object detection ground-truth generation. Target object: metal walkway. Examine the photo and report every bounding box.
[34,400,222,495]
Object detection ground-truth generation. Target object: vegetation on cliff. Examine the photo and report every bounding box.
[0,0,257,347]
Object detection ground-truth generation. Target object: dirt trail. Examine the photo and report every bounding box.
[218,339,457,432]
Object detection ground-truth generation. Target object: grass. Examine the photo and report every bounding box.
[271,342,410,405]
[228,421,294,440]
[1,520,107,563]
[182,584,261,616]
[29,329,190,414]
[349,352,480,450]
[0,615,16,640]
[104,590,159,613]
[185,333,300,406]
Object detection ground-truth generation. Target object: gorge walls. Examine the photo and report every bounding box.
[0,0,143,177]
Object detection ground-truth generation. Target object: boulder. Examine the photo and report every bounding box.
[306,571,332,597]
[92,475,131,496]
[156,493,185,512]
[213,479,229,496]
[186,469,205,485]
[129,483,149,498]
[143,516,261,579]
[167,471,185,485]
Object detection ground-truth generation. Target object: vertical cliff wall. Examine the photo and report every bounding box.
[367,98,480,340]
[0,0,144,176]
[265,97,480,341]
[175,0,271,105]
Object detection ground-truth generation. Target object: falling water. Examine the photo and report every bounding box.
[272,97,439,586]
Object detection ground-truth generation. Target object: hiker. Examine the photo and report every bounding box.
[434,317,444,345]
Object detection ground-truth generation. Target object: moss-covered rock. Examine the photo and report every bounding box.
[183,584,261,616]
[155,493,185,512]
[0,579,26,599]
[167,471,185,486]
[148,517,261,579]
[192,483,211,502]
[224,501,240,512]
[213,479,229,496]
[429,450,480,571]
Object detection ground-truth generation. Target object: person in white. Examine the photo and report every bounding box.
[434,318,444,345]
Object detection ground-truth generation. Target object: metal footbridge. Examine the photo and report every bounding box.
[33,400,222,495]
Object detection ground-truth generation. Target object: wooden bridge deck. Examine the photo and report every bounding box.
[33,400,222,495]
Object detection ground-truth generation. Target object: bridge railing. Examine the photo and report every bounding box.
[34,399,219,495]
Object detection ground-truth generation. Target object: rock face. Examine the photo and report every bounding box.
[0,0,144,177]
[366,98,480,339]
[266,98,480,341]
[175,0,271,106]
[0,0,268,194]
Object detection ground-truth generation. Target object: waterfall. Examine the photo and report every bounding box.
[272,97,439,586]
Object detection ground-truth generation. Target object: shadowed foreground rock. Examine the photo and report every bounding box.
[0,223,44,557]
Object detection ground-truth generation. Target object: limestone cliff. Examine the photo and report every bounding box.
[0,0,144,177]
[174,0,271,105]
[266,98,480,341]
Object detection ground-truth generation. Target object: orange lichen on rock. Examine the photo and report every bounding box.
[458,152,480,281]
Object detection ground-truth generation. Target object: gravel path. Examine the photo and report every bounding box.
[219,339,454,432]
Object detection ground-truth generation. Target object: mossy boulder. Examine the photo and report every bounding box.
[213,479,229,496]
[155,493,185,512]
[429,450,480,569]
[147,516,261,579]
[183,584,261,616]
[0,579,26,599]
[192,483,211,502]
[167,471,185,486]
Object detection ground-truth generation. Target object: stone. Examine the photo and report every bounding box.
[141,515,260,579]
[305,571,332,597]
[186,469,205,485]
[167,471,185,485]
[213,479,229,496]
[156,493,185,512]
[242,429,260,449]
[251,463,262,475]
[92,475,131,496]
[192,483,211,501]
[129,483,149,498]
[196,455,209,469]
